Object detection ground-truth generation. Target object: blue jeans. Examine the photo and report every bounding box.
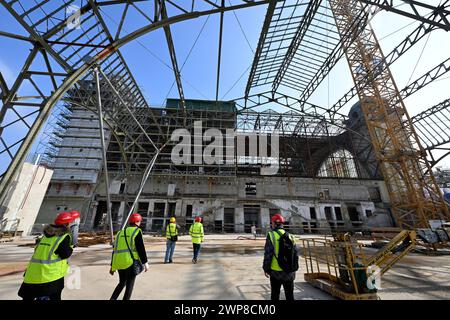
[165,240,176,262]
[193,243,201,260]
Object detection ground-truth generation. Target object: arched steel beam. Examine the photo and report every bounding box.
[0,0,273,201]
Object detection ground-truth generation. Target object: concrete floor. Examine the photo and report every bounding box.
[0,234,449,300]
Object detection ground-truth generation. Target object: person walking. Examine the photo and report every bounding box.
[110,213,149,300]
[251,223,257,240]
[18,212,75,300]
[189,216,204,264]
[164,217,180,264]
[263,214,299,300]
[69,210,81,247]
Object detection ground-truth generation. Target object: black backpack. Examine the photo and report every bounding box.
[273,230,299,272]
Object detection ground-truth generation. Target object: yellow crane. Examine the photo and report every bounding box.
[328,0,449,230]
[300,0,450,300]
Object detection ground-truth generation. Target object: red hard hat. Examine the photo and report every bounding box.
[70,210,81,219]
[54,212,75,225]
[271,214,285,224]
[129,213,142,223]
[195,216,202,223]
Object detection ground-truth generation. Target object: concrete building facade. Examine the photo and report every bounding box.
[36,93,394,234]
[38,174,393,234]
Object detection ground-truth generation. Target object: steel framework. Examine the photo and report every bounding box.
[1,0,450,231]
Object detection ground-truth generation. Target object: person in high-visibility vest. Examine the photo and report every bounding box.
[189,216,204,264]
[164,217,180,264]
[110,213,149,300]
[18,212,75,300]
[262,214,298,300]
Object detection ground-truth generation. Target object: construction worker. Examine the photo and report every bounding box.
[18,212,75,300]
[263,214,298,300]
[69,210,81,247]
[189,216,204,264]
[110,213,149,300]
[164,217,180,264]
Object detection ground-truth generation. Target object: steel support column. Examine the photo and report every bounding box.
[94,67,114,244]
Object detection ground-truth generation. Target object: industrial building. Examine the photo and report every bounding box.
[35,86,392,234]
[1,0,450,302]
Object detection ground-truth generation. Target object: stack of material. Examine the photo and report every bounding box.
[369,227,402,240]
[0,231,16,242]
[77,232,111,247]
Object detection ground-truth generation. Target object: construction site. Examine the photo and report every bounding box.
[0,0,450,301]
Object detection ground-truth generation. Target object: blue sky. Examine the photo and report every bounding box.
[0,0,449,170]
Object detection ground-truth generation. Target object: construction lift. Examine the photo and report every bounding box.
[301,0,450,299]
[302,230,417,300]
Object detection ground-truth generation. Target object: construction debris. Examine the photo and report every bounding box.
[77,232,111,247]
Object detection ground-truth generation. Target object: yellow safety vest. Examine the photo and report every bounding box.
[111,227,142,271]
[268,229,296,272]
[166,223,178,239]
[23,234,71,284]
[189,222,204,244]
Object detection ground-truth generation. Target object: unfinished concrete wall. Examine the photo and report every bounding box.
[81,175,393,233]
[1,162,53,236]
[35,198,91,231]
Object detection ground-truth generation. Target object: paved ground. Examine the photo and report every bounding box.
[0,234,449,300]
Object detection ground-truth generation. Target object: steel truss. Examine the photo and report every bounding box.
[0,0,272,202]
[412,98,450,167]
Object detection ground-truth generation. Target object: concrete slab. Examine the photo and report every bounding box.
[0,234,449,300]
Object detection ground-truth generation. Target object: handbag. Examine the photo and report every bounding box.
[123,227,144,276]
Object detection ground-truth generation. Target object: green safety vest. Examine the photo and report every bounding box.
[189,222,204,244]
[23,234,71,284]
[111,227,142,271]
[166,223,178,239]
[268,229,296,272]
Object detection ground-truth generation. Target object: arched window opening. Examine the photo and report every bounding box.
[318,149,358,178]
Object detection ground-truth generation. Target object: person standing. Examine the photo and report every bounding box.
[189,216,204,264]
[251,223,257,240]
[110,213,149,300]
[263,214,299,300]
[18,212,75,300]
[69,210,81,247]
[164,217,180,264]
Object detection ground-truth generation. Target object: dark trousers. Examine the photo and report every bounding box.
[193,243,201,259]
[270,276,294,300]
[110,266,136,300]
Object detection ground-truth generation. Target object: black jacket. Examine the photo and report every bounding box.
[134,230,148,264]
[262,226,297,282]
[18,224,73,299]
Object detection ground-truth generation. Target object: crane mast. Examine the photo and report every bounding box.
[328,0,450,230]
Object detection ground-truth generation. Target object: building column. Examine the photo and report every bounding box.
[146,200,154,232]
[235,206,244,233]
[116,202,125,231]
[341,204,353,229]
[260,207,270,234]
[87,201,98,230]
